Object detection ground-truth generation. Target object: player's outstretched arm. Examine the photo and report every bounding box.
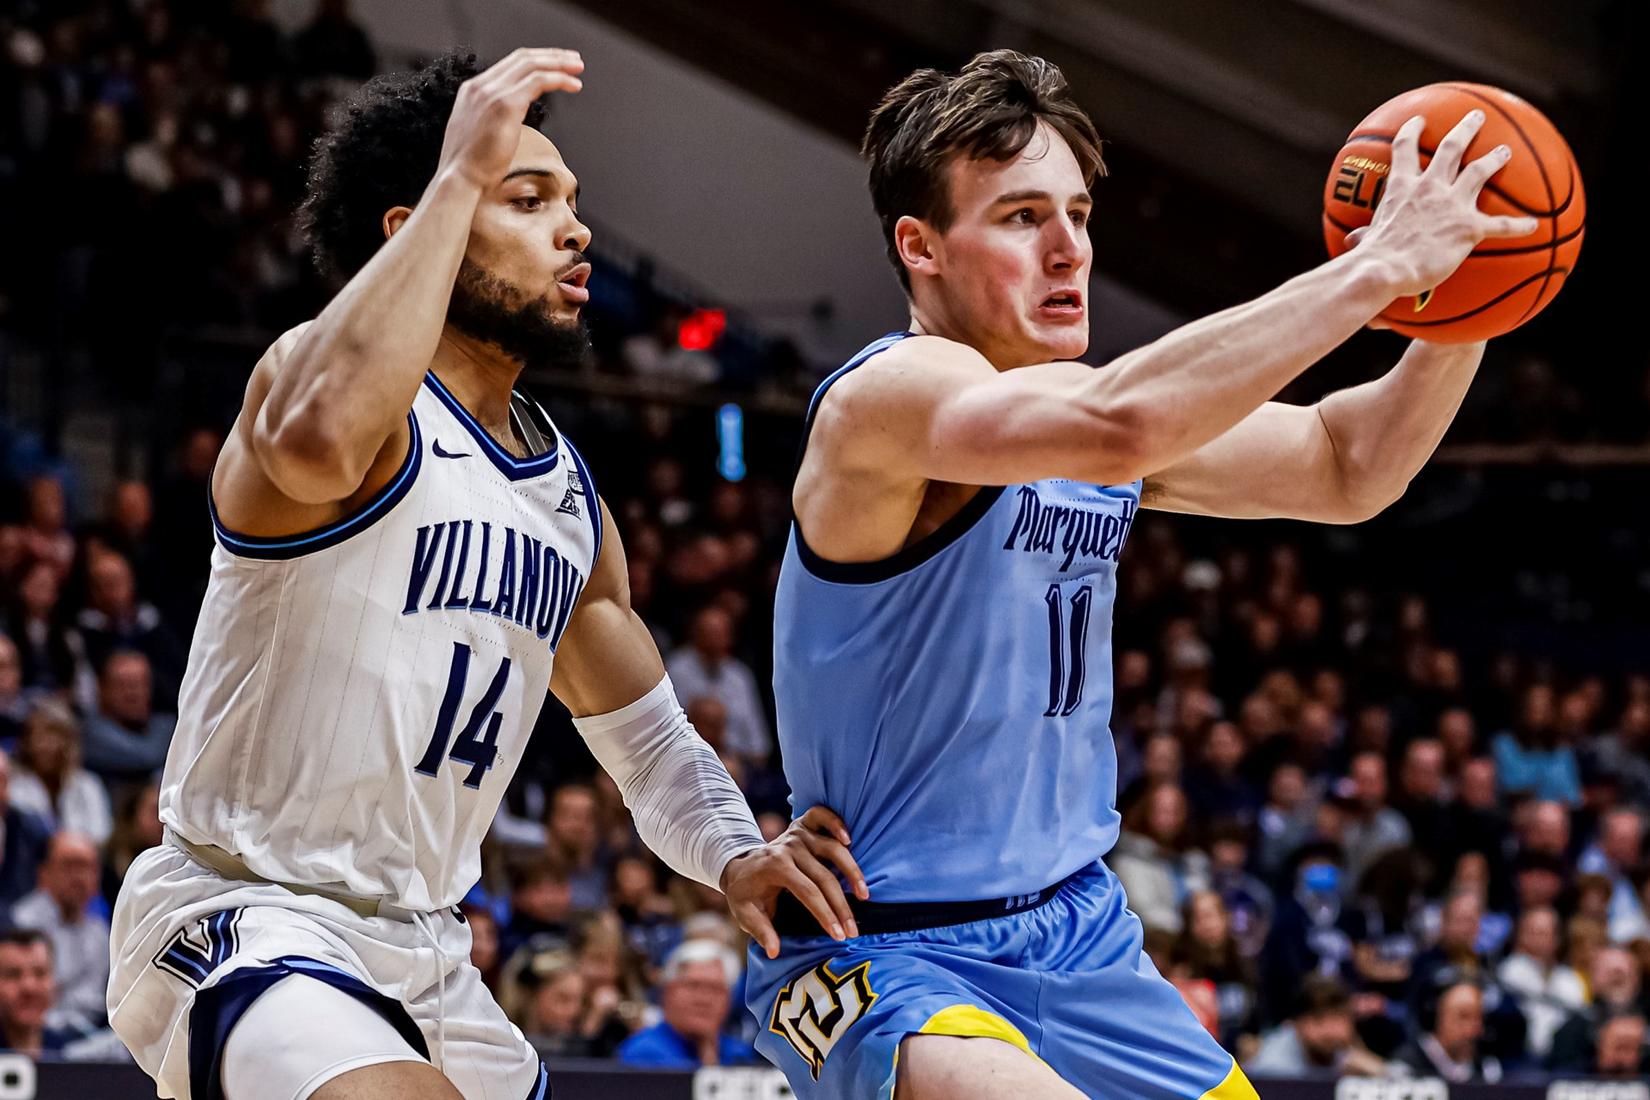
[223,49,585,518]
[553,500,867,958]
[821,112,1534,494]
[1140,338,1485,522]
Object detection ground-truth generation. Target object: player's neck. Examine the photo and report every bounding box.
[431,329,525,439]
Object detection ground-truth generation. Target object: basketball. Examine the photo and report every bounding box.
[1322,82,1585,342]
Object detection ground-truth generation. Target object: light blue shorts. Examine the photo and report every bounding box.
[746,860,1257,1099]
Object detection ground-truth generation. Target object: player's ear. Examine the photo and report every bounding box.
[894,215,939,281]
[382,205,414,241]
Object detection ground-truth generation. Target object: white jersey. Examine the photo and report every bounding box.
[160,372,601,911]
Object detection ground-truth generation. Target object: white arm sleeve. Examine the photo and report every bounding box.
[570,674,765,889]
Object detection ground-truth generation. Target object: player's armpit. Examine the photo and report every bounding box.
[549,497,667,717]
[1139,400,1378,523]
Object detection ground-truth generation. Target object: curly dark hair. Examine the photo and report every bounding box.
[297,50,548,282]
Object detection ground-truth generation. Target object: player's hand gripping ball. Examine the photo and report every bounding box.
[1323,82,1584,342]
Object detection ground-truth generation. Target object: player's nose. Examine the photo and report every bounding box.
[562,216,591,254]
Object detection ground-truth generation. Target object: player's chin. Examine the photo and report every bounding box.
[1029,315,1088,359]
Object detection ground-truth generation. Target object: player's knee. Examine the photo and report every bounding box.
[895,1033,1085,1100]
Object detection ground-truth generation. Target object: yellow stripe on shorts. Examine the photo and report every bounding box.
[1199,1060,1261,1100]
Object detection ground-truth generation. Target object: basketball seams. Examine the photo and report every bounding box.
[1330,86,1583,334]
[1444,84,1561,325]
[1338,135,1574,218]
[1390,268,1567,327]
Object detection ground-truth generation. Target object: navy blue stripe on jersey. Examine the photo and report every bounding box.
[795,485,1006,584]
[790,331,1005,584]
[800,331,912,429]
[560,433,602,565]
[525,1062,550,1100]
[423,372,561,481]
[187,955,429,1100]
[209,413,423,561]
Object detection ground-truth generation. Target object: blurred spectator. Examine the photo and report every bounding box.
[1392,739,1450,857]
[1583,699,1650,809]
[1498,907,1587,1060]
[1174,890,1257,1047]
[616,940,758,1068]
[1549,946,1650,1071]
[621,306,721,386]
[463,902,501,992]
[1492,685,1581,806]
[80,649,175,782]
[504,857,574,960]
[1112,782,1209,935]
[664,606,771,765]
[0,635,27,745]
[101,779,161,903]
[20,478,74,580]
[1338,752,1412,882]
[0,928,91,1056]
[0,749,51,906]
[1255,762,1312,881]
[504,941,629,1059]
[1184,721,1259,828]
[1205,820,1273,959]
[10,832,107,1020]
[1577,807,1649,942]
[1391,981,1503,1083]
[1247,976,1385,1078]
[1592,1009,1650,1077]
[545,783,609,912]
[1261,843,1351,1023]
[5,700,111,845]
[1408,890,1526,1062]
[4,559,89,698]
[74,550,185,709]
[610,854,678,967]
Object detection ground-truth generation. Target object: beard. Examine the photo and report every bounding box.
[446,257,591,373]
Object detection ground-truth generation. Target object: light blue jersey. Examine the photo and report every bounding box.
[774,332,1139,902]
[751,333,1251,1100]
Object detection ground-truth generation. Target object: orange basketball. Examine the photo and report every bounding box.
[1322,82,1585,342]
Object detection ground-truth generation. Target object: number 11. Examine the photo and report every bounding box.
[1044,584,1093,717]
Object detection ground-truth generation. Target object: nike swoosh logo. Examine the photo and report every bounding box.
[432,440,472,460]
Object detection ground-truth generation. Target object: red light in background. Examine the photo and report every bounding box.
[677,308,727,351]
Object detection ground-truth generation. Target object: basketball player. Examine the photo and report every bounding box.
[748,51,1537,1100]
[107,50,864,1100]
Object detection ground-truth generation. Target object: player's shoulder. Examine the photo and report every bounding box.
[850,332,991,377]
[817,333,992,415]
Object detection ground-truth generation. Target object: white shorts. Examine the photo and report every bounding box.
[108,843,546,1100]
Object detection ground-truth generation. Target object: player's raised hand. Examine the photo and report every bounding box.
[1358,111,1539,297]
[720,805,870,960]
[438,48,584,190]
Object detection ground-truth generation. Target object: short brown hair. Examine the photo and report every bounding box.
[861,50,1106,291]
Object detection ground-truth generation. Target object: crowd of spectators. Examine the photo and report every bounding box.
[0,0,1648,1084]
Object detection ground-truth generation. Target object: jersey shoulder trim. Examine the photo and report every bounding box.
[423,371,559,482]
[794,484,1006,586]
[559,431,603,565]
[801,331,913,429]
[209,411,422,562]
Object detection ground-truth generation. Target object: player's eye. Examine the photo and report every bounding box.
[1070,210,1089,228]
[1010,208,1036,225]
[511,195,543,211]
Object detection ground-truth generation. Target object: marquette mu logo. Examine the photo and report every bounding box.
[769,960,879,1079]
